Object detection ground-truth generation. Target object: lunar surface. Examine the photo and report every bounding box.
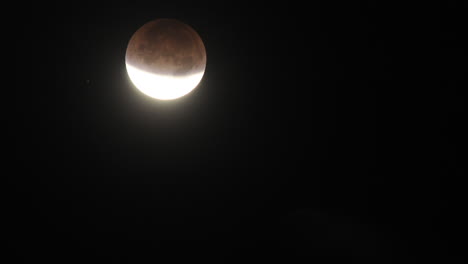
[125,19,206,100]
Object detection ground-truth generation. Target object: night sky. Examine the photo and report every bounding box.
[13,1,465,263]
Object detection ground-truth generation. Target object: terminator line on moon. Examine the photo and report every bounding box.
[125,19,207,100]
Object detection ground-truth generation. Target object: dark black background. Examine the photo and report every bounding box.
[13,1,465,263]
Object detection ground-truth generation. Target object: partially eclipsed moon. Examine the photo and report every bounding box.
[125,19,206,100]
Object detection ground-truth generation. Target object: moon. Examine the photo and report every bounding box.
[125,19,206,100]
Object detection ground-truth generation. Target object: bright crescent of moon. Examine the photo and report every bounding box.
[126,63,204,100]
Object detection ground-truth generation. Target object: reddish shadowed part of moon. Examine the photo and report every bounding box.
[125,19,206,100]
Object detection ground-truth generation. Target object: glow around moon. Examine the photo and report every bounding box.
[125,19,206,100]
[126,64,204,100]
